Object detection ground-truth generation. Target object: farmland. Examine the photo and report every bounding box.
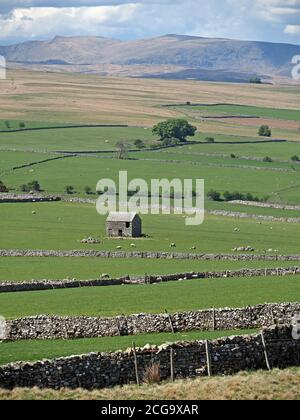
[0,69,299,395]
[0,275,299,319]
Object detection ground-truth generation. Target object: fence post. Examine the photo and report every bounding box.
[205,340,212,377]
[170,348,175,382]
[261,331,271,371]
[132,341,140,386]
[165,309,175,334]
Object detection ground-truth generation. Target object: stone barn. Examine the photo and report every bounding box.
[106,212,142,238]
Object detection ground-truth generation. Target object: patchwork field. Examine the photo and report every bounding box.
[0,69,299,395]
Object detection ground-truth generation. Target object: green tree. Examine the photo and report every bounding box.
[249,77,262,84]
[204,137,215,143]
[152,119,197,143]
[258,125,272,137]
[84,186,93,195]
[4,121,11,130]
[65,185,75,195]
[207,190,222,201]
[134,139,146,149]
[0,181,8,193]
[291,155,299,162]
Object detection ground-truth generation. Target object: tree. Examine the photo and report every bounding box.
[134,139,146,149]
[20,180,41,193]
[204,137,215,143]
[207,190,222,201]
[4,121,11,130]
[115,141,129,160]
[0,181,8,193]
[152,119,197,143]
[19,122,26,129]
[84,186,93,195]
[250,77,262,84]
[263,156,273,163]
[291,155,300,162]
[258,125,272,137]
[27,180,41,192]
[65,185,75,195]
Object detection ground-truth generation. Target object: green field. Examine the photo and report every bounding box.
[0,73,299,371]
[2,153,300,203]
[0,202,299,253]
[0,257,297,282]
[0,125,155,152]
[0,329,256,366]
[0,275,298,319]
[178,104,300,121]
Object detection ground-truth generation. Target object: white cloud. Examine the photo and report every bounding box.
[0,0,299,44]
[285,24,300,34]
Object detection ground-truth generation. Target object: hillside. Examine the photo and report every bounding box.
[1,35,299,82]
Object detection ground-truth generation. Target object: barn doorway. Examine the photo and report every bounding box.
[118,229,123,237]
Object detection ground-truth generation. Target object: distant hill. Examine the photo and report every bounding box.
[1,34,299,82]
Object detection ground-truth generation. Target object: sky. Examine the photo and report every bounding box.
[0,0,299,45]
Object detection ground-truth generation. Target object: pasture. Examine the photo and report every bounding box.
[176,103,300,121]
[1,153,300,203]
[0,202,299,254]
[0,257,298,282]
[0,275,299,319]
[0,69,299,370]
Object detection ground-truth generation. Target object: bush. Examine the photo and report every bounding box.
[19,122,26,129]
[133,139,146,149]
[258,125,272,137]
[291,155,300,162]
[84,186,93,195]
[249,77,262,84]
[0,181,8,193]
[4,121,11,130]
[207,190,222,201]
[263,156,273,163]
[204,137,215,143]
[230,153,236,159]
[143,363,161,385]
[20,180,41,193]
[65,185,75,195]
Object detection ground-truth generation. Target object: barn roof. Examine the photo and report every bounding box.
[106,212,139,222]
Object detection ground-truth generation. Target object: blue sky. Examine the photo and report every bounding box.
[0,0,299,45]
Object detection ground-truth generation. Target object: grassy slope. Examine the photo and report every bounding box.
[0,126,155,152]
[0,275,298,318]
[2,154,300,203]
[0,329,256,366]
[0,257,298,282]
[0,202,299,254]
[0,368,299,400]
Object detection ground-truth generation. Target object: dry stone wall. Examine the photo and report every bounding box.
[1,249,300,261]
[0,195,61,203]
[1,267,300,293]
[0,326,299,390]
[4,303,300,341]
